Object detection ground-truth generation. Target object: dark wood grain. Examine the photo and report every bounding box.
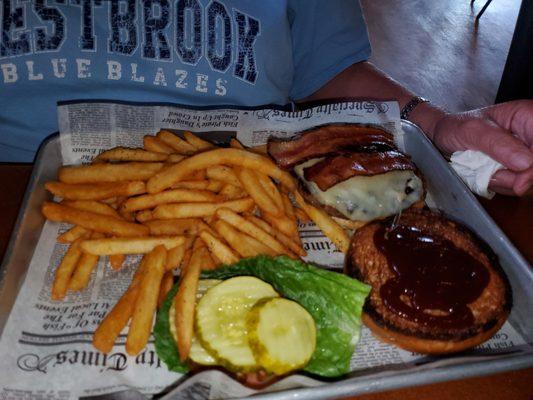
[0,164,32,261]
[0,163,531,399]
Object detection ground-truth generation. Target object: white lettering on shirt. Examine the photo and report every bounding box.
[0,57,229,97]
[51,58,67,78]
[26,61,43,80]
[215,78,227,96]
[195,73,208,93]
[130,63,145,82]
[153,67,167,86]
[107,60,122,80]
[175,69,187,88]
[76,58,91,78]
[1,63,18,83]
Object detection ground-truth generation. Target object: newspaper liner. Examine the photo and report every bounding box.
[0,101,528,400]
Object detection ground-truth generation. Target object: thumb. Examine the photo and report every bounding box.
[466,119,533,171]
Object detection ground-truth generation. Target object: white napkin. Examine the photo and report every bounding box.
[450,150,503,199]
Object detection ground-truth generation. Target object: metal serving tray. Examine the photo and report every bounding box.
[0,122,532,400]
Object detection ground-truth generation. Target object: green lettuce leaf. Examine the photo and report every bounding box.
[154,256,370,378]
[153,283,189,373]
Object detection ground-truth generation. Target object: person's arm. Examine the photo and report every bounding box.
[302,62,444,136]
[302,61,533,196]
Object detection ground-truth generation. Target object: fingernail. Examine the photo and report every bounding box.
[513,151,533,170]
[490,169,515,187]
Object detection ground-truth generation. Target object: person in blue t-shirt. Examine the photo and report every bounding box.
[0,0,531,196]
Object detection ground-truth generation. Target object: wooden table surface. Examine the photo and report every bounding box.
[0,163,531,399]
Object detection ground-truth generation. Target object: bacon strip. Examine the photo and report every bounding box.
[267,125,395,169]
[304,151,415,191]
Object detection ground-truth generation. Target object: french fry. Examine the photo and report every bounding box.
[241,234,277,257]
[95,147,168,162]
[143,135,175,154]
[199,230,239,265]
[59,163,164,183]
[147,149,296,193]
[229,138,244,149]
[262,211,297,239]
[62,200,121,218]
[214,220,271,258]
[93,255,148,353]
[45,181,146,200]
[295,207,311,223]
[209,249,222,266]
[183,131,215,151]
[171,179,223,192]
[293,191,349,253]
[167,154,186,163]
[122,189,220,212]
[178,236,193,274]
[57,225,90,243]
[206,180,224,192]
[100,197,118,205]
[166,244,186,271]
[246,214,306,257]
[118,207,136,222]
[157,130,197,155]
[206,165,241,187]
[42,202,149,237]
[197,245,217,270]
[175,244,203,360]
[193,234,206,250]
[218,183,246,200]
[256,172,284,212]
[109,254,126,271]
[198,220,219,238]
[114,195,128,211]
[182,169,207,181]
[153,198,254,219]
[214,220,252,258]
[52,236,87,300]
[80,236,185,255]
[158,270,175,309]
[181,248,193,271]
[68,232,104,291]
[235,167,282,216]
[215,208,288,255]
[126,245,167,355]
[280,192,300,243]
[331,216,367,231]
[143,218,202,236]
[136,210,154,223]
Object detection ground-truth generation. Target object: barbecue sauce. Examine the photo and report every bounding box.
[374,224,489,329]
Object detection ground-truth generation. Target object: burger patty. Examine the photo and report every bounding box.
[346,209,512,348]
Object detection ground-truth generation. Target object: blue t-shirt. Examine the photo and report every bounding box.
[0,0,370,162]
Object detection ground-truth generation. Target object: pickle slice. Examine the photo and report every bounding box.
[247,297,316,375]
[195,276,279,373]
[169,279,221,366]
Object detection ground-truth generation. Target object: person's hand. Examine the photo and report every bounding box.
[431,100,533,196]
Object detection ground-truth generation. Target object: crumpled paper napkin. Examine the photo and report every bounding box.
[450,150,503,199]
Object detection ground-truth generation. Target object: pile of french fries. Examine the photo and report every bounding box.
[41,130,350,359]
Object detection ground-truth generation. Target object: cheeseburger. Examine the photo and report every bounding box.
[267,124,424,225]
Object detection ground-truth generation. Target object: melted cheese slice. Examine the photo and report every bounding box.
[294,158,423,222]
